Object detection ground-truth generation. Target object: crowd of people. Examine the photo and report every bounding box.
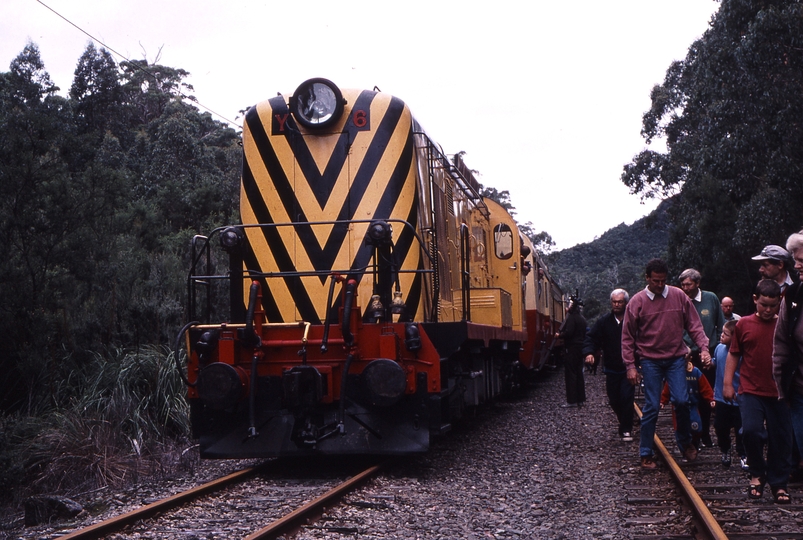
[564,232,803,505]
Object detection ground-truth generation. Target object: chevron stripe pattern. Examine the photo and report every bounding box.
[240,89,424,324]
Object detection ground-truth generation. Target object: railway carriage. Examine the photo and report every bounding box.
[181,78,564,457]
[521,238,565,371]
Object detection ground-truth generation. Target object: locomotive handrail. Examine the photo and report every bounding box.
[341,280,357,347]
[414,130,488,216]
[173,320,199,387]
[300,321,311,345]
[188,268,434,281]
[448,162,488,213]
[320,273,342,353]
[199,218,437,269]
[189,235,211,324]
[242,281,263,349]
[189,321,314,330]
[460,223,471,321]
[187,219,439,322]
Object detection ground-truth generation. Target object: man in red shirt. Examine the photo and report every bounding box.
[723,279,793,504]
[622,259,710,469]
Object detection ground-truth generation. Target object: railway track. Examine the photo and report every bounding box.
[624,399,803,540]
[51,460,384,540]
[8,373,802,539]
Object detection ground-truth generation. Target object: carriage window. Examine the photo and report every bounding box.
[493,224,513,260]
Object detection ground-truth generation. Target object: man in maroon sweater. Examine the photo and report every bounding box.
[622,259,710,469]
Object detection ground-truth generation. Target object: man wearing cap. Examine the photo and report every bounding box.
[753,245,795,295]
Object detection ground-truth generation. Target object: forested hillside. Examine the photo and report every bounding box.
[545,201,670,322]
[0,42,240,501]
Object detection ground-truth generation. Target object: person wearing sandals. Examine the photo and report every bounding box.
[723,279,793,504]
[773,229,803,497]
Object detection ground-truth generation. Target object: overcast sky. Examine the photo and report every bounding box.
[1,0,720,249]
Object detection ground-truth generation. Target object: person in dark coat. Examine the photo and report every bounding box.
[557,294,587,407]
[583,289,635,441]
[773,230,803,489]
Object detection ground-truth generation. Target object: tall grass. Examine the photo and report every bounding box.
[0,345,194,504]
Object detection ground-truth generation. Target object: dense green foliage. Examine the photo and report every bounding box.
[622,0,803,313]
[0,347,190,497]
[0,42,240,501]
[545,202,671,322]
[0,42,240,413]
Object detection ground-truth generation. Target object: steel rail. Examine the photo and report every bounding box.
[634,404,727,540]
[57,465,263,539]
[243,463,384,540]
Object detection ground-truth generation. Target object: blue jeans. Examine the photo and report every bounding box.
[640,357,690,457]
[739,392,792,489]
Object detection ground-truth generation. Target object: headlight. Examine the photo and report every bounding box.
[289,78,346,129]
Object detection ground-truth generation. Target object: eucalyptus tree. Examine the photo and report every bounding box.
[0,43,242,411]
[622,0,803,305]
[0,42,76,410]
[70,43,130,146]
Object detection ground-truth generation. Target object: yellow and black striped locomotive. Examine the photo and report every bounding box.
[182,78,564,457]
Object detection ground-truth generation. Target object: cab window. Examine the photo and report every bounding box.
[494,224,513,260]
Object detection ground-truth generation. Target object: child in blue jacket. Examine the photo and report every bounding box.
[661,360,715,456]
[712,319,746,469]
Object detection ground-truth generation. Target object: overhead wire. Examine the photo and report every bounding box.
[35,0,242,129]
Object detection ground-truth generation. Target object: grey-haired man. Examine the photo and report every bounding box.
[582,289,634,441]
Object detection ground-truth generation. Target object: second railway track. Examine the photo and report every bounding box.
[49,460,383,540]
